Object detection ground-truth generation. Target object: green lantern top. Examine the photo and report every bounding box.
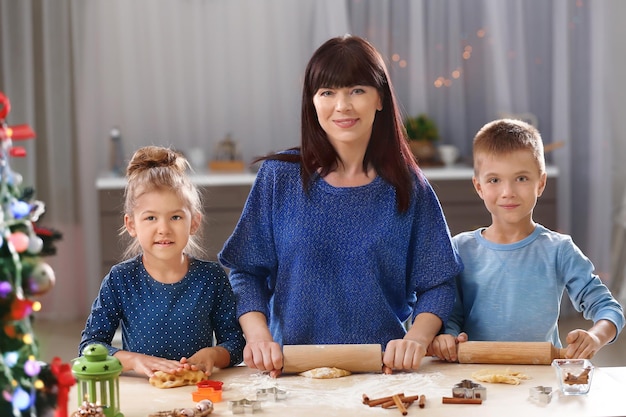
[72,344,123,380]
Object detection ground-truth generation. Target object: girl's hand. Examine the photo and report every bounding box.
[382,338,427,373]
[243,340,284,378]
[114,351,183,378]
[178,346,231,375]
[427,332,468,362]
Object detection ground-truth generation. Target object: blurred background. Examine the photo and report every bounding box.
[0,0,625,321]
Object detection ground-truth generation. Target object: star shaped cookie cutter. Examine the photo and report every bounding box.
[256,386,288,401]
[529,386,553,404]
[452,379,487,400]
[228,398,262,414]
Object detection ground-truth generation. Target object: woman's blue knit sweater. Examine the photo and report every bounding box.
[219,158,462,347]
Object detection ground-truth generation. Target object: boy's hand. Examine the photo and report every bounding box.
[565,329,600,359]
[427,332,468,362]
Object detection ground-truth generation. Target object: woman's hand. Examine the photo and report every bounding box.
[243,340,284,377]
[382,338,427,372]
[239,311,283,377]
[382,312,445,373]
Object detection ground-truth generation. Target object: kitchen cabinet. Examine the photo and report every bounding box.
[96,167,558,278]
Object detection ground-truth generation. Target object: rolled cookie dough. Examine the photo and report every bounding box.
[149,369,208,388]
[299,367,352,379]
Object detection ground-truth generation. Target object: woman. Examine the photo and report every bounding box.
[219,35,462,376]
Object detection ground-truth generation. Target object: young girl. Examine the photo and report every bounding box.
[79,146,244,378]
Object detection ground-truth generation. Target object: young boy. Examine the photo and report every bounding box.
[429,119,624,362]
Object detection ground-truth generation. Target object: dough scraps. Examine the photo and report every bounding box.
[471,368,530,385]
[299,367,352,379]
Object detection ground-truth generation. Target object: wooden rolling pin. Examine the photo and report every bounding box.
[457,341,567,365]
[282,344,383,374]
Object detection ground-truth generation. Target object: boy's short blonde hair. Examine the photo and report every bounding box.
[473,118,546,175]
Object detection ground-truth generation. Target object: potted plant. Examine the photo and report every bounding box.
[404,113,439,161]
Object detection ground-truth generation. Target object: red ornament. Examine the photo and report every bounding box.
[0,91,36,158]
[50,357,75,417]
[8,231,30,253]
[3,323,16,338]
[10,298,34,320]
[0,92,10,119]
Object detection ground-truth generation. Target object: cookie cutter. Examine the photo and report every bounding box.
[191,380,223,403]
[228,398,262,414]
[529,386,553,404]
[452,379,487,400]
[256,386,288,401]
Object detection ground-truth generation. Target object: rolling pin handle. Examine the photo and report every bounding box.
[552,344,568,360]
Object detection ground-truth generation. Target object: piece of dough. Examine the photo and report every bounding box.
[471,368,530,385]
[149,369,208,388]
[299,367,352,379]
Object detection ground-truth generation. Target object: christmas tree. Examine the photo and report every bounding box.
[0,91,65,416]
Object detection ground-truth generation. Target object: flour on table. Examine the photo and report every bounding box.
[224,370,447,412]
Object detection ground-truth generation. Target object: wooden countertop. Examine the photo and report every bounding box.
[68,357,624,417]
[96,165,559,190]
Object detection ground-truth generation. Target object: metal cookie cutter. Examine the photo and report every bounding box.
[452,379,487,400]
[529,386,553,404]
[228,398,262,414]
[256,386,288,401]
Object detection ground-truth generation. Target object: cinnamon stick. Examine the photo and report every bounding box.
[381,395,418,409]
[400,395,419,403]
[367,394,397,407]
[364,393,419,409]
[418,394,426,408]
[392,394,408,416]
[442,396,482,405]
[381,399,396,409]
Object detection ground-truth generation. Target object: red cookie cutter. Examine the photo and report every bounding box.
[192,380,223,403]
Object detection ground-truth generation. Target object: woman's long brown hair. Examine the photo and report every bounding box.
[256,35,420,212]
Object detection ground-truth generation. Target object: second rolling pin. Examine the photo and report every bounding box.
[457,341,567,365]
[282,344,383,374]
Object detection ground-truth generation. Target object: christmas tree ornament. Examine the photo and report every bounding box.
[23,357,41,377]
[10,200,31,219]
[10,298,34,320]
[11,387,30,411]
[50,357,76,417]
[22,258,56,296]
[71,344,124,417]
[8,231,30,253]
[0,281,11,297]
[26,235,43,254]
